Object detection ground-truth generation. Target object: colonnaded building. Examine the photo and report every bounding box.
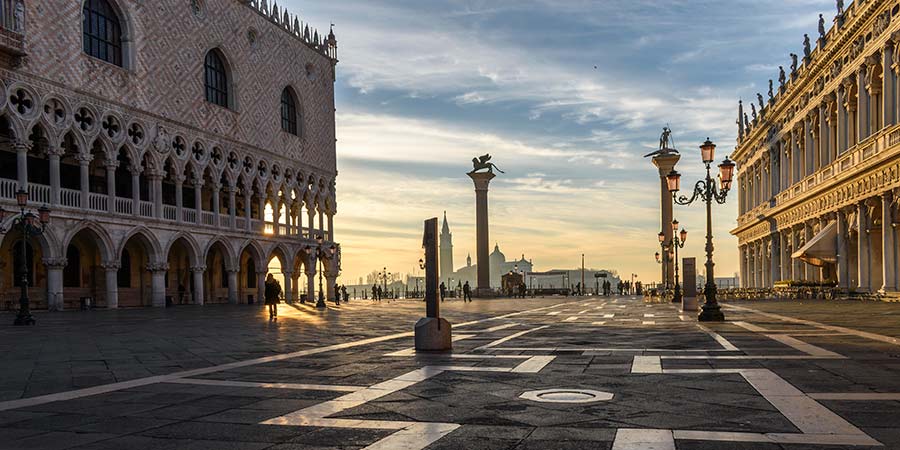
[732,0,900,297]
[0,0,341,310]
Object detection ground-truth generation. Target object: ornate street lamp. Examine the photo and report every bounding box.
[657,231,669,291]
[671,220,687,304]
[667,138,735,322]
[314,234,327,308]
[2,190,51,326]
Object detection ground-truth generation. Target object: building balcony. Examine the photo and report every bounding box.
[0,178,323,242]
[736,123,900,228]
[0,0,25,59]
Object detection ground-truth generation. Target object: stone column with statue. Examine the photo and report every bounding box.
[645,127,680,290]
[467,154,504,297]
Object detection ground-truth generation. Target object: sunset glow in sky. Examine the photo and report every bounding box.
[289,0,836,284]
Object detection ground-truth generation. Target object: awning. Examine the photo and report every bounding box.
[790,221,837,267]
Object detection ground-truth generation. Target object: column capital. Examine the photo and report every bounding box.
[42,257,67,269]
[13,140,30,152]
[100,262,120,271]
[467,171,497,190]
[104,160,120,170]
[75,153,93,165]
[146,262,169,272]
[190,266,207,273]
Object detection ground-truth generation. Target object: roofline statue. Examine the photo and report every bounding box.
[470,154,504,174]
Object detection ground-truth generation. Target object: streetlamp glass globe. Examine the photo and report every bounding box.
[658,232,665,243]
[718,156,736,190]
[316,234,324,245]
[680,228,687,243]
[700,138,716,163]
[666,170,681,193]
[654,252,660,262]
[38,205,50,224]
[671,219,679,232]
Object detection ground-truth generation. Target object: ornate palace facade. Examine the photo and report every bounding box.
[0,0,341,310]
[732,0,900,296]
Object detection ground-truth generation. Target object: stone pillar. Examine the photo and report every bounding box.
[256,270,266,305]
[771,233,781,284]
[131,167,141,215]
[48,150,60,206]
[103,262,119,309]
[259,195,267,232]
[191,266,205,305]
[884,44,896,127]
[227,185,237,230]
[859,67,871,140]
[837,85,847,153]
[326,274,337,303]
[78,154,91,208]
[149,263,168,307]
[306,263,316,304]
[15,141,28,190]
[858,200,871,292]
[468,171,497,295]
[151,174,163,219]
[805,223,815,281]
[837,209,850,289]
[212,182,221,227]
[651,153,680,288]
[283,270,293,303]
[43,258,66,311]
[739,245,747,287]
[883,192,897,292]
[272,199,280,236]
[791,228,801,280]
[318,208,325,236]
[818,103,829,168]
[105,161,117,213]
[193,177,203,223]
[226,269,238,304]
[307,206,316,238]
[175,174,184,223]
[327,213,334,242]
[244,192,252,232]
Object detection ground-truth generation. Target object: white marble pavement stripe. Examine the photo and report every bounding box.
[631,356,662,374]
[696,323,740,351]
[612,428,676,450]
[673,430,880,446]
[0,302,575,413]
[168,378,363,392]
[808,393,900,400]
[475,325,550,350]
[726,304,900,346]
[765,334,844,358]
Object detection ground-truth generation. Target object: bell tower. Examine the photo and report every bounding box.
[440,211,454,282]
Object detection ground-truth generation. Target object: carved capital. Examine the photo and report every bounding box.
[42,257,67,269]
[100,262,120,271]
[146,262,169,272]
[190,266,206,273]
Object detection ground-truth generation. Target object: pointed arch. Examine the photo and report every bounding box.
[116,226,162,262]
[61,221,115,262]
[163,232,202,267]
[204,48,233,109]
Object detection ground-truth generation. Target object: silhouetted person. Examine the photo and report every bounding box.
[264,274,281,320]
[440,282,447,302]
[372,284,378,302]
[463,281,472,302]
[341,285,348,302]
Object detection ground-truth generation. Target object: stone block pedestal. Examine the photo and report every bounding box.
[415,317,452,351]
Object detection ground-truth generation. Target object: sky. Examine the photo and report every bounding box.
[285,0,838,285]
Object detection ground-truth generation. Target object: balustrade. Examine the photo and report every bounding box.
[60,188,80,207]
[162,205,177,221]
[201,211,215,226]
[139,201,153,217]
[114,197,132,215]
[28,183,49,204]
[0,178,15,198]
[87,192,107,211]
[182,208,197,223]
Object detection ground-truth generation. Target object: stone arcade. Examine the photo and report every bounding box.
[0,0,341,310]
[733,0,900,297]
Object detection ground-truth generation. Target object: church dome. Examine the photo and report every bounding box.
[490,243,506,265]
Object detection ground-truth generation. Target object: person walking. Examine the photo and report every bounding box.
[264,274,282,320]
[372,284,378,302]
[439,282,447,302]
[463,281,472,302]
[341,285,348,303]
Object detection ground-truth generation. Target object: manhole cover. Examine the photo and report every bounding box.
[519,388,613,404]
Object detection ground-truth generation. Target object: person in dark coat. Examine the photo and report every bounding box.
[264,274,282,320]
[463,281,472,302]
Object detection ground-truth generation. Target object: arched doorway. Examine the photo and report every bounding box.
[0,230,48,310]
[293,249,311,303]
[166,237,198,305]
[238,242,263,304]
[267,246,289,303]
[118,231,157,307]
[204,239,233,304]
[63,227,111,308]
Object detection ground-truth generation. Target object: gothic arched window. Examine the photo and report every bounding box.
[204,50,229,108]
[82,0,123,66]
[64,245,81,288]
[281,87,298,135]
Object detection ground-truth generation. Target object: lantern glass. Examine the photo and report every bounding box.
[671,219,679,232]
[719,157,736,190]
[654,252,660,262]
[329,244,336,255]
[700,138,716,163]
[15,189,27,207]
[38,205,50,224]
[316,234,324,245]
[25,213,36,227]
[680,228,687,243]
[666,170,681,193]
[658,231,665,243]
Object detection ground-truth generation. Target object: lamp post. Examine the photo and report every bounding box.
[2,190,51,326]
[657,231,670,292]
[671,220,687,304]
[666,138,735,322]
[310,234,335,308]
[418,258,425,298]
